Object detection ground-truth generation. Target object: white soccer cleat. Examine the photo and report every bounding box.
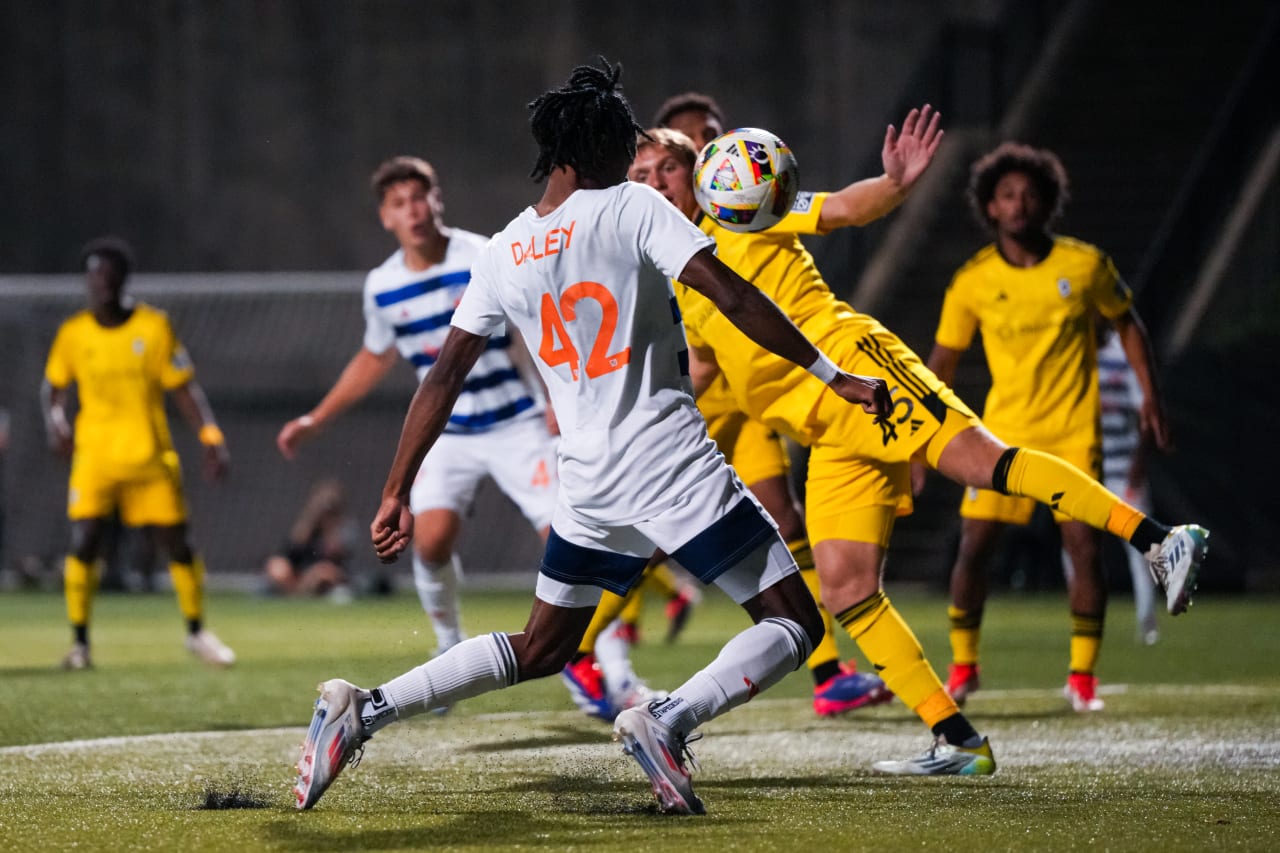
[613,704,705,815]
[186,629,236,667]
[293,678,370,810]
[61,642,91,671]
[872,736,996,776]
[1145,525,1210,615]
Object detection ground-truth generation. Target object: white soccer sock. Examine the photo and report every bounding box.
[368,632,518,728]
[654,617,810,736]
[413,553,465,651]
[595,619,640,690]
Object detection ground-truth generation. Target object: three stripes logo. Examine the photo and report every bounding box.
[1050,491,1065,511]
[854,335,946,446]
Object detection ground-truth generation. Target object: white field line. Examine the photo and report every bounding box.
[3,682,1277,759]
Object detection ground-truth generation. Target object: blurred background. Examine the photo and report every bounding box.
[1,0,1276,595]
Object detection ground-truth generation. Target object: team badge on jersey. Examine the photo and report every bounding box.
[133,338,145,356]
[171,346,193,371]
[1057,278,1072,297]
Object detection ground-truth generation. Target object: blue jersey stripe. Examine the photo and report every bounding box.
[462,367,521,393]
[407,334,513,369]
[374,270,471,308]
[394,310,453,336]
[446,396,536,431]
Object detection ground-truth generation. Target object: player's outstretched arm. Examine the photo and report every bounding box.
[277,347,399,459]
[172,380,230,482]
[372,327,489,563]
[678,249,890,416]
[816,104,943,232]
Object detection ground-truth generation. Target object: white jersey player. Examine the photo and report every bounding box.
[277,156,558,654]
[292,58,890,816]
[1097,328,1158,643]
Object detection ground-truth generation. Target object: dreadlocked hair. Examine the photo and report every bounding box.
[527,57,644,185]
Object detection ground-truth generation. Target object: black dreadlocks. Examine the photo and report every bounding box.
[527,57,644,185]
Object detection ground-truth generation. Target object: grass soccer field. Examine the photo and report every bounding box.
[1,586,1277,852]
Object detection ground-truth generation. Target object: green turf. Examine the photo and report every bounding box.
[1,587,1277,851]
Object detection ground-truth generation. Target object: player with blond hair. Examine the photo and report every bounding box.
[630,121,1207,774]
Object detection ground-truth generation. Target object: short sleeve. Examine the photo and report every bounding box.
[450,251,506,338]
[157,313,196,390]
[44,323,73,388]
[624,184,715,280]
[772,191,827,235]
[1090,254,1133,319]
[361,272,397,355]
[934,272,978,351]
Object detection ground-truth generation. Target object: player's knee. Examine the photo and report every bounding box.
[68,523,102,564]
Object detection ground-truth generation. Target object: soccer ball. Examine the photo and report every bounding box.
[692,127,800,233]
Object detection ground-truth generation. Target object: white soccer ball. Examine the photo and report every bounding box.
[692,127,800,233]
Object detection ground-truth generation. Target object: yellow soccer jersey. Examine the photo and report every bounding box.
[44,303,195,475]
[934,236,1132,447]
[678,192,880,442]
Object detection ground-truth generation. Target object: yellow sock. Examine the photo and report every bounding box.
[578,590,629,654]
[1003,448,1132,533]
[64,555,100,627]
[169,556,205,622]
[1069,613,1104,674]
[948,605,982,665]
[643,562,681,599]
[836,591,951,714]
[618,585,645,626]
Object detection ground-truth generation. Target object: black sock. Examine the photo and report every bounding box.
[1129,518,1171,553]
[187,619,202,635]
[811,660,841,686]
[73,624,88,646]
[932,712,980,746]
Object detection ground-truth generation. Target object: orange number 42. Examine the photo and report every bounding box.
[538,281,631,381]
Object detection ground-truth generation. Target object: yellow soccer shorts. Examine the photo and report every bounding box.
[67,450,189,526]
[805,323,979,547]
[959,441,1101,525]
[702,404,790,487]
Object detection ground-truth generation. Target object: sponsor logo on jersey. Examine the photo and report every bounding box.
[791,191,815,213]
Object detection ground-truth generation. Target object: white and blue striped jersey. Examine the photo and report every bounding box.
[1097,331,1142,481]
[362,228,541,434]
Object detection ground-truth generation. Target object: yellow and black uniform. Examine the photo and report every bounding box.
[676,192,988,724]
[45,303,217,640]
[44,304,195,525]
[678,192,978,549]
[936,237,1131,524]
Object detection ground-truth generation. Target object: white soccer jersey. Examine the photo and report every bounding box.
[1097,331,1143,481]
[451,182,723,524]
[363,228,541,434]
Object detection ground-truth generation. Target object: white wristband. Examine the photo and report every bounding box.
[806,352,840,385]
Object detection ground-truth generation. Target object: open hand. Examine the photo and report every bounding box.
[883,104,944,192]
